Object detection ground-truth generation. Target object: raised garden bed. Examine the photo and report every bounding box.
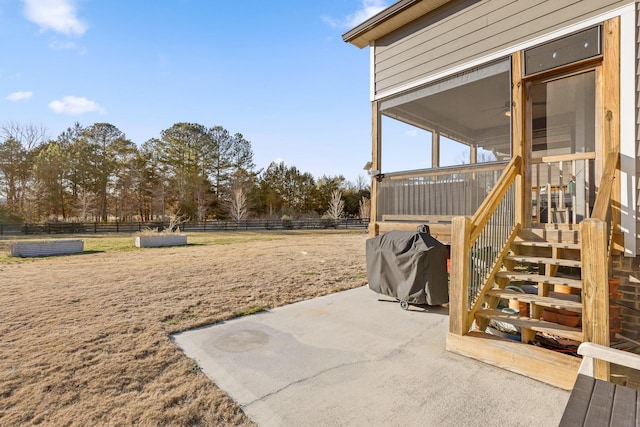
[10,239,84,257]
[134,234,188,248]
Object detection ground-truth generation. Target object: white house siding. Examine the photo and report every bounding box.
[637,1,640,254]
[374,0,633,96]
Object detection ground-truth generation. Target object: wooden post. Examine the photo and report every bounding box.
[449,216,472,335]
[603,17,621,252]
[511,51,527,228]
[580,218,610,380]
[369,100,381,237]
[432,131,440,168]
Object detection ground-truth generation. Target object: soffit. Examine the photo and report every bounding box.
[342,0,454,48]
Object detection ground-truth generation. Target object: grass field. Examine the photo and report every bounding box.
[0,230,368,426]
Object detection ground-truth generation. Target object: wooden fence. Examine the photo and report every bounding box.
[0,218,369,236]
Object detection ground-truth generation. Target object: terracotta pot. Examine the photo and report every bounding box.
[609,277,621,292]
[509,300,528,317]
[609,277,622,299]
[542,310,558,323]
[610,316,623,330]
[556,312,581,327]
[542,307,580,326]
[610,304,622,317]
[554,284,581,295]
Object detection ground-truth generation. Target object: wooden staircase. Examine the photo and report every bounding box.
[474,226,585,349]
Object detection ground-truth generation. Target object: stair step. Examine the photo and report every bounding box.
[505,255,581,268]
[476,309,583,342]
[485,289,582,312]
[495,271,582,289]
[513,241,581,250]
[519,228,580,244]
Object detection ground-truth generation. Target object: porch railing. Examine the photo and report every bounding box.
[376,162,508,220]
[449,156,522,334]
[531,153,596,225]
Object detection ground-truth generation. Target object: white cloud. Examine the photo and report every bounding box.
[323,0,390,29]
[6,91,33,101]
[49,38,79,50]
[48,96,105,115]
[23,0,88,37]
[405,129,418,137]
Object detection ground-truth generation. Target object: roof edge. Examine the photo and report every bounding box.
[342,0,453,48]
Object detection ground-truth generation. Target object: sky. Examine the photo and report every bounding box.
[0,0,393,183]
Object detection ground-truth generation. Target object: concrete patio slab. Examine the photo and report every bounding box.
[173,286,570,426]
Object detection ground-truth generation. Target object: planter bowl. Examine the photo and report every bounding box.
[542,307,581,327]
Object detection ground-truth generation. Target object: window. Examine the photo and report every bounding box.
[524,26,601,76]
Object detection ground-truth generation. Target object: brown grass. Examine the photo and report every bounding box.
[0,230,368,426]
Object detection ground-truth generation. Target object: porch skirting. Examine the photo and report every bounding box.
[446,332,581,390]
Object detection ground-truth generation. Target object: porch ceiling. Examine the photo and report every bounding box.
[382,72,510,150]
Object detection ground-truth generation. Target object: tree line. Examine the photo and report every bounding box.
[0,122,370,223]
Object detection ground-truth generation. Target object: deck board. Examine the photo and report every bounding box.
[559,374,594,426]
[584,379,615,426]
[610,383,637,427]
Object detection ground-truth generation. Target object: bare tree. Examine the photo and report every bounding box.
[0,122,48,219]
[229,182,247,223]
[358,196,371,220]
[1,121,48,150]
[75,188,96,221]
[326,189,344,220]
[355,175,370,192]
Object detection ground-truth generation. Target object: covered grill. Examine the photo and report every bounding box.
[366,228,449,309]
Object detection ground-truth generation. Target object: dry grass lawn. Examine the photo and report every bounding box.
[0,230,368,426]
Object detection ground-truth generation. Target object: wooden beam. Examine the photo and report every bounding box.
[580,218,610,381]
[377,222,451,243]
[603,17,620,156]
[449,216,471,335]
[381,214,452,223]
[602,17,622,252]
[369,101,381,237]
[432,131,440,168]
[524,79,534,228]
[511,51,526,227]
[446,332,580,390]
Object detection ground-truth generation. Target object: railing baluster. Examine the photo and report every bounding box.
[468,180,516,307]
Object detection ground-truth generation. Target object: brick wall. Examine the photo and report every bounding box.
[611,255,640,352]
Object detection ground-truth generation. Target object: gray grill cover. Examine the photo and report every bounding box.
[366,230,449,306]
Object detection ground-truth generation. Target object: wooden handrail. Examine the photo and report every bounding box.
[382,160,508,180]
[591,151,619,221]
[449,156,522,335]
[533,151,596,164]
[469,155,521,242]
